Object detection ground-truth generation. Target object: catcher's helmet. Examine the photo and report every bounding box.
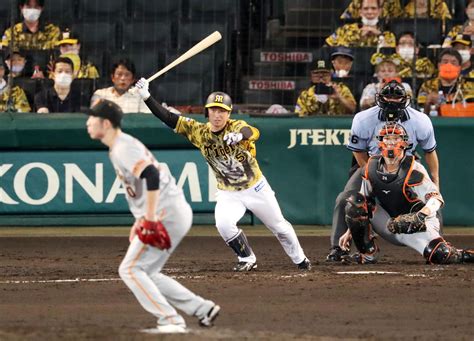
[375,80,410,121]
[377,122,409,159]
[204,92,232,117]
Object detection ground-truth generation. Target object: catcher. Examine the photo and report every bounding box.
[85,100,220,333]
[339,122,474,264]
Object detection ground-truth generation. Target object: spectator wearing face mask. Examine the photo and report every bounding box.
[394,32,435,78]
[451,34,474,77]
[0,57,31,112]
[417,49,474,114]
[52,29,99,79]
[34,57,80,113]
[403,0,451,20]
[1,0,60,50]
[360,58,412,110]
[91,58,151,113]
[3,48,29,78]
[340,0,403,20]
[295,59,356,116]
[326,0,396,48]
[331,47,354,78]
[443,0,474,48]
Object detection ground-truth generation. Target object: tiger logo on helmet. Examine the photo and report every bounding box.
[376,122,409,160]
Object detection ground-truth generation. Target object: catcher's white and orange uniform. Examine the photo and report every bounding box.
[110,132,215,328]
[360,156,443,254]
[175,116,307,265]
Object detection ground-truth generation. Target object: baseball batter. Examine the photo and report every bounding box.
[85,99,220,334]
[340,122,474,264]
[327,80,440,262]
[135,78,311,272]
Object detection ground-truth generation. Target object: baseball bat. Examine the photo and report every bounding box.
[147,31,222,83]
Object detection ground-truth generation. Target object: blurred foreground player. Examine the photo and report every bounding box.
[85,99,220,333]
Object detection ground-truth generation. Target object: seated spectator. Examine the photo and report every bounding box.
[3,48,29,79]
[443,0,474,47]
[331,47,354,78]
[0,58,31,112]
[34,56,80,113]
[451,34,474,77]
[53,29,99,79]
[417,49,474,113]
[394,31,435,78]
[360,58,412,110]
[90,58,151,113]
[295,59,356,116]
[403,0,451,20]
[326,0,396,47]
[341,0,403,20]
[1,0,60,50]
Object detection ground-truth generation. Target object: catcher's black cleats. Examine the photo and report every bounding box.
[297,258,312,271]
[326,246,349,262]
[233,261,257,272]
[462,249,474,263]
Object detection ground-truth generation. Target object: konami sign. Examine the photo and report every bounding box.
[260,52,313,63]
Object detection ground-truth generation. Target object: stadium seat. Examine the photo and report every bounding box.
[0,0,17,31]
[78,0,127,21]
[389,19,442,47]
[122,21,173,50]
[114,49,166,79]
[130,0,182,20]
[351,47,377,78]
[12,78,38,109]
[187,0,238,26]
[41,0,76,27]
[24,50,53,72]
[71,22,118,50]
[243,89,297,106]
[153,79,204,106]
[71,78,96,111]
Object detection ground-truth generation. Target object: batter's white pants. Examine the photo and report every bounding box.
[370,204,441,254]
[215,176,306,264]
[119,198,214,327]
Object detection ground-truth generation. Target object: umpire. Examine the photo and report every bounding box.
[327,80,440,261]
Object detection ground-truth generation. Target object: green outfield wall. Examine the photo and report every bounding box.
[0,113,473,226]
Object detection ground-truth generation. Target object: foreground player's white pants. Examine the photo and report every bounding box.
[119,199,214,327]
[215,176,306,264]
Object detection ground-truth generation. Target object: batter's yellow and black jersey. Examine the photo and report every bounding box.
[175,117,263,191]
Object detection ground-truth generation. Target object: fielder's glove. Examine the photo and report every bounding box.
[137,219,171,250]
[387,212,428,234]
[135,77,151,100]
[223,132,243,146]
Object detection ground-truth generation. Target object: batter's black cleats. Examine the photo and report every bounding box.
[199,304,221,328]
[297,258,312,271]
[233,261,257,272]
[326,246,349,262]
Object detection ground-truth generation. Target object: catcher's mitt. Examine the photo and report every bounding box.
[137,220,171,250]
[387,212,428,234]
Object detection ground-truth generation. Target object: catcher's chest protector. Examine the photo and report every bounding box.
[367,156,422,217]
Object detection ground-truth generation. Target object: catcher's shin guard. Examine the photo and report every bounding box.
[345,193,377,255]
[423,237,466,264]
[226,229,253,258]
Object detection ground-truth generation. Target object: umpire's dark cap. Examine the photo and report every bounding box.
[86,99,123,127]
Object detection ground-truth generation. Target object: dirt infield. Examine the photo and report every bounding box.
[0,229,473,340]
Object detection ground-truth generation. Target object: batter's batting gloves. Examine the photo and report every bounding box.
[223,132,243,146]
[135,77,151,100]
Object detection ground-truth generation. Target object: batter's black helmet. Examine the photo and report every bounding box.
[204,91,233,117]
[375,80,410,121]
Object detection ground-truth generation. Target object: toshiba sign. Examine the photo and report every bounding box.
[248,80,295,90]
[260,52,312,63]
